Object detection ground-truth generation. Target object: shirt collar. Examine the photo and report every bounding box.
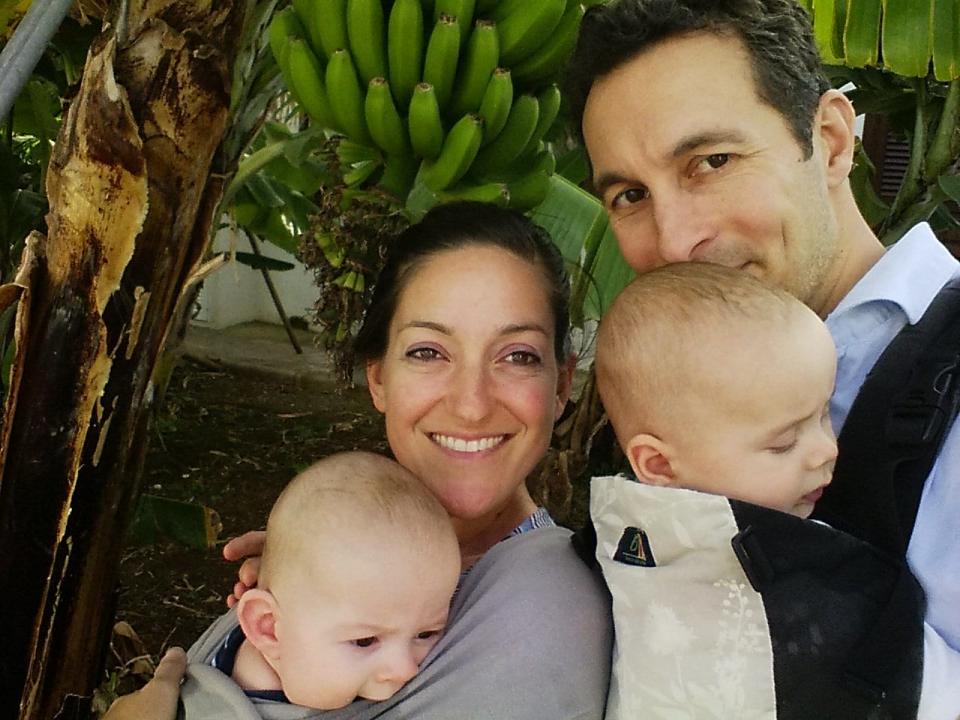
[829,223,960,325]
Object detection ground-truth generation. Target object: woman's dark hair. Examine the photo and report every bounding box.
[353,201,571,364]
[566,0,830,158]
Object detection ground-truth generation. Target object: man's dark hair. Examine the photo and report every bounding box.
[566,0,831,157]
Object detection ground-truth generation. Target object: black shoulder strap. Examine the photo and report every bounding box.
[813,275,960,556]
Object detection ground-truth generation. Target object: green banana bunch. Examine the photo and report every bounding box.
[347,0,388,83]
[506,148,556,209]
[495,0,567,66]
[478,67,513,144]
[421,113,484,190]
[469,92,539,179]
[512,2,584,87]
[326,48,371,143]
[408,83,445,158]
[423,13,461,111]
[388,0,425,108]
[287,39,340,131]
[450,19,499,118]
[269,6,306,69]
[365,77,410,156]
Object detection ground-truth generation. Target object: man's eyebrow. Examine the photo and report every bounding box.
[670,130,749,159]
[592,171,636,198]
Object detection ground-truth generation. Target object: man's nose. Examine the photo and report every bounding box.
[810,431,839,471]
[652,192,713,263]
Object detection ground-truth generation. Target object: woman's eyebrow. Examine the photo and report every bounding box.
[499,323,549,337]
[398,321,548,337]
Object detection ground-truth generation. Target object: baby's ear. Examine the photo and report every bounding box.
[236,589,281,661]
[625,433,677,487]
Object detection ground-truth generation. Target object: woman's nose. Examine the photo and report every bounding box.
[447,363,493,422]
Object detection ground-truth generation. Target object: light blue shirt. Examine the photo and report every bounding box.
[826,223,960,663]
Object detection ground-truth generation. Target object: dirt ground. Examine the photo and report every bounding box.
[110,359,387,678]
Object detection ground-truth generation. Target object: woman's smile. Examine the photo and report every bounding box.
[429,433,507,454]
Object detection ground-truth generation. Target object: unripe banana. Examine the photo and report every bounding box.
[326,48,370,143]
[269,6,307,68]
[478,67,513,144]
[421,113,484,191]
[475,0,499,13]
[423,14,461,111]
[507,148,555,209]
[528,83,561,150]
[365,77,409,156]
[297,0,347,60]
[469,93,539,179]
[434,0,475,35]
[347,0,388,84]
[497,0,567,66]
[512,2,584,87]
[287,39,340,130]
[379,152,420,200]
[439,181,511,206]
[450,20,500,119]
[387,0,424,109]
[408,83,445,159]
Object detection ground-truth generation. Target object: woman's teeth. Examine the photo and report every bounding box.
[431,434,505,453]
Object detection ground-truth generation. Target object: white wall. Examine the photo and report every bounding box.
[192,222,319,330]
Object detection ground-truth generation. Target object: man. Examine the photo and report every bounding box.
[568,0,960,715]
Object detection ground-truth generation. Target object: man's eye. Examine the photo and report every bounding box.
[352,636,378,648]
[701,153,730,170]
[611,187,648,208]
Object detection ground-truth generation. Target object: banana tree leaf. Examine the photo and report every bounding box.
[939,174,960,202]
[882,0,933,77]
[813,0,847,64]
[933,0,960,81]
[263,154,331,195]
[843,0,881,67]
[128,494,221,549]
[850,141,890,228]
[245,172,285,208]
[232,250,295,271]
[530,175,633,324]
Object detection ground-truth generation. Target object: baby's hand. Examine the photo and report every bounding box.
[223,530,266,608]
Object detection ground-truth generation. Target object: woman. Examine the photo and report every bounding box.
[106,202,613,720]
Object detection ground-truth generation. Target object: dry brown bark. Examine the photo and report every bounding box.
[0,2,249,717]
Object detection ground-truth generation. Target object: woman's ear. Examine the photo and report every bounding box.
[815,88,857,188]
[555,354,577,419]
[625,433,678,487]
[236,589,282,662]
[365,360,386,413]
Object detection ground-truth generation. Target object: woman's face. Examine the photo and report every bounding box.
[366,245,572,535]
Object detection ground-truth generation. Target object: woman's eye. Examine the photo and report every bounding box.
[611,187,648,209]
[504,350,542,366]
[407,346,442,361]
[416,630,440,640]
[352,636,378,648]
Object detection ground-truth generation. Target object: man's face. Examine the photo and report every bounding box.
[582,32,844,316]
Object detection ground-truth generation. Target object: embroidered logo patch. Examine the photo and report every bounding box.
[613,526,656,567]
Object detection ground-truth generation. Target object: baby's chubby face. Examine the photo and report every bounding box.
[657,309,838,518]
[272,532,461,709]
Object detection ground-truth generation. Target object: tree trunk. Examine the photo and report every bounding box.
[0,2,249,717]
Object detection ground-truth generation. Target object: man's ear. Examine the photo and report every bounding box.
[365,360,386,413]
[815,88,857,188]
[625,433,678,487]
[555,354,577,419]
[236,589,282,662]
